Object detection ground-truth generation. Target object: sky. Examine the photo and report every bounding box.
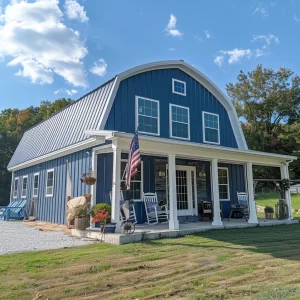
[0,0,300,111]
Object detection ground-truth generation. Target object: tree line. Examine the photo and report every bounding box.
[0,65,299,206]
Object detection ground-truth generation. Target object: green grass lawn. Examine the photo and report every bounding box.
[1,224,300,299]
[255,192,300,220]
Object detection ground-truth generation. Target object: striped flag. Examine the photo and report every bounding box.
[125,130,141,190]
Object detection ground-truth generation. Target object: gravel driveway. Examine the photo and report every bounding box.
[0,221,93,255]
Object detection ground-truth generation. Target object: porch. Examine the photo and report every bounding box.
[87,130,296,234]
[72,218,298,245]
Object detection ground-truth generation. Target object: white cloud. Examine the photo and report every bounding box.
[253,4,268,17]
[168,47,175,51]
[294,15,300,23]
[54,88,78,96]
[64,0,88,23]
[0,0,88,86]
[252,34,279,45]
[205,30,212,39]
[214,55,224,67]
[90,58,107,76]
[165,14,183,37]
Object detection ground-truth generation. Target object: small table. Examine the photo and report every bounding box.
[228,204,248,221]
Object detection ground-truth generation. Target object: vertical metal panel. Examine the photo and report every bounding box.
[105,68,238,148]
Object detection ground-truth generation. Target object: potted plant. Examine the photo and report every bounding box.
[264,206,274,219]
[74,204,90,230]
[275,179,290,219]
[91,203,116,233]
[80,168,96,186]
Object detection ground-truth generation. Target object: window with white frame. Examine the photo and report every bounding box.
[33,173,39,197]
[46,169,54,197]
[172,79,186,96]
[21,176,28,198]
[136,96,160,135]
[120,160,143,200]
[218,167,229,200]
[13,178,18,198]
[170,104,190,140]
[203,112,220,144]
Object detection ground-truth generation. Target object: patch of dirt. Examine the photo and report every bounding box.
[23,220,71,234]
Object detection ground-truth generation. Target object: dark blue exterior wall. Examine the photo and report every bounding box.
[105,68,238,148]
[13,148,92,224]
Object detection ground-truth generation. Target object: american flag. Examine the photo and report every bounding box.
[125,130,141,190]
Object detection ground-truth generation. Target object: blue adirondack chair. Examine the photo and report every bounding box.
[0,199,28,221]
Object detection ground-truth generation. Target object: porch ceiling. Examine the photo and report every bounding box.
[86,130,297,167]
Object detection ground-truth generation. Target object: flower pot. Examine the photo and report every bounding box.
[265,213,273,219]
[103,223,116,234]
[75,217,89,230]
[84,177,96,186]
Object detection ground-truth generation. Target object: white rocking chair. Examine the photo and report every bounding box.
[237,192,249,221]
[143,192,168,224]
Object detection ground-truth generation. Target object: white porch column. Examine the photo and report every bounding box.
[280,164,293,220]
[168,154,179,230]
[246,162,258,224]
[111,142,121,232]
[211,158,223,226]
[90,150,97,228]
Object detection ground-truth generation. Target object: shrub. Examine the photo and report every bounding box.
[74,204,90,217]
[264,206,274,213]
[91,203,111,217]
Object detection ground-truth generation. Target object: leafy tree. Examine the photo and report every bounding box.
[0,98,74,206]
[226,65,300,179]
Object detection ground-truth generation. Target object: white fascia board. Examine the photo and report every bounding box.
[8,138,99,172]
[98,60,248,150]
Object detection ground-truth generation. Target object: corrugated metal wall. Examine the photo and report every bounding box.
[105,68,238,148]
[13,148,93,224]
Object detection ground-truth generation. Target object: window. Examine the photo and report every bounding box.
[170,104,190,140]
[33,173,39,197]
[218,167,229,201]
[172,79,186,96]
[120,160,143,200]
[136,96,160,135]
[21,176,28,198]
[203,112,220,144]
[13,178,18,198]
[46,169,54,197]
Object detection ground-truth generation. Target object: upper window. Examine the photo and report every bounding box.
[170,104,190,140]
[136,96,160,135]
[120,160,143,200]
[46,169,54,197]
[172,79,186,96]
[33,173,39,197]
[218,168,229,201]
[203,112,220,144]
[21,176,28,198]
[13,178,18,198]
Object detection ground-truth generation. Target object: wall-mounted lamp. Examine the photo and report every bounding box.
[199,171,206,177]
[86,150,90,155]
[159,171,166,177]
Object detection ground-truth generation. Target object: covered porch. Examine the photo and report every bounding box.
[87,130,296,233]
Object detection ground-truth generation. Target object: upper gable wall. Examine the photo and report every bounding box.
[104,68,238,148]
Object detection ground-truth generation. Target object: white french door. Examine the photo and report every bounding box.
[167,165,197,216]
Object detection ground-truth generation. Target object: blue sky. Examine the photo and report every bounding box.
[0,0,299,111]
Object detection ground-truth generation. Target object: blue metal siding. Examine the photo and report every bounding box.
[13,148,93,224]
[105,68,238,148]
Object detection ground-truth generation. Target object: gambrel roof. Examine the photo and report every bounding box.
[8,60,249,170]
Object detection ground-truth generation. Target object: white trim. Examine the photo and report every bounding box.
[172,78,186,96]
[21,175,28,198]
[8,138,99,171]
[13,177,18,199]
[99,60,248,150]
[33,172,40,198]
[218,167,230,201]
[169,104,190,140]
[202,111,220,145]
[135,96,160,136]
[46,168,55,197]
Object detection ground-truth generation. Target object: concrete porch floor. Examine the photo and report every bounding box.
[72,218,298,245]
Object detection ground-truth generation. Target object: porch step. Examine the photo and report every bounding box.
[178,215,199,223]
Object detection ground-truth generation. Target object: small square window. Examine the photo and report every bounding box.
[172,79,186,96]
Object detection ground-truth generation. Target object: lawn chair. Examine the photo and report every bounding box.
[0,199,28,221]
[143,192,168,224]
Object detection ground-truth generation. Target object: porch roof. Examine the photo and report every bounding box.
[86,130,297,167]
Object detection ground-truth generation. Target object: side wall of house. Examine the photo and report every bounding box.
[13,148,93,224]
[104,68,238,148]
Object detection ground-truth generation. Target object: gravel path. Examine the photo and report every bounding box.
[0,221,93,256]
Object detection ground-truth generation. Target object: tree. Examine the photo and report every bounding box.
[0,98,74,206]
[226,65,300,179]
